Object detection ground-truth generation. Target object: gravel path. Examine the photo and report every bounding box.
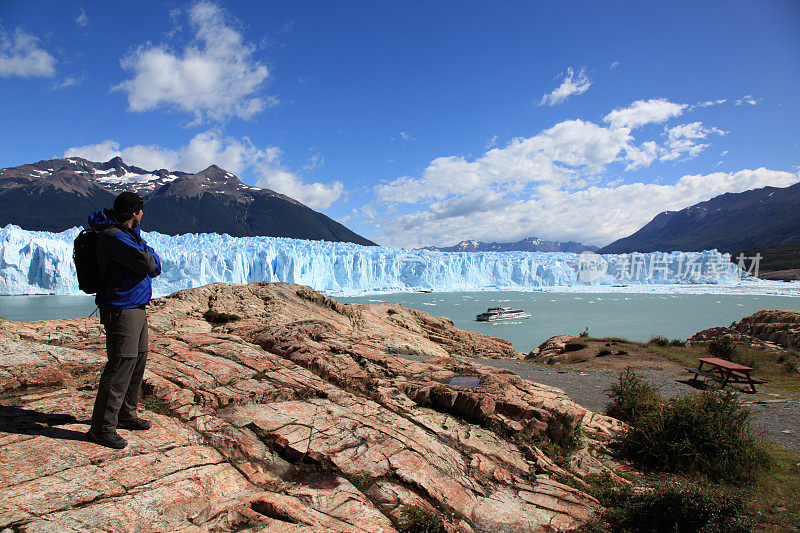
[400,354,800,453]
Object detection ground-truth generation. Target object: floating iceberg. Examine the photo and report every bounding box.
[0,224,747,297]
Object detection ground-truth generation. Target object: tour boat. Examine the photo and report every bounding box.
[475,307,531,321]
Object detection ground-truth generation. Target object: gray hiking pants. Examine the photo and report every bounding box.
[90,306,148,435]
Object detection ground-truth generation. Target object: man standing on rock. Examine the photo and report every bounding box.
[87,192,161,449]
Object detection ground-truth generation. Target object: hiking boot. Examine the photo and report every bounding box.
[117,417,152,431]
[87,429,127,449]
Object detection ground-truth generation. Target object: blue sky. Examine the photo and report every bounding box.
[1,1,798,248]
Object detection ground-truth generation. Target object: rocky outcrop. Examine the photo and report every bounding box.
[526,335,580,361]
[690,310,800,352]
[0,282,625,532]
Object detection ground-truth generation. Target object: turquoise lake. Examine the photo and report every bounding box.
[339,291,800,351]
[3,291,800,352]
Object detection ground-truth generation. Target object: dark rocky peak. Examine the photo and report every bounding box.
[154,168,190,180]
[98,156,132,176]
[195,164,240,184]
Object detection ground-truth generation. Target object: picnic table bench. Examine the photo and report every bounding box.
[685,357,767,393]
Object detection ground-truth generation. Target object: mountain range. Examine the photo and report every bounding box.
[0,157,375,245]
[3,156,797,266]
[421,237,598,253]
[600,182,800,256]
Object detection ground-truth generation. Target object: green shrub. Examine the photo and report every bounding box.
[564,342,587,352]
[708,336,737,359]
[605,368,661,424]
[648,336,669,347]
[583,472,633,508]
[538,441,570,468]
[601,482,750,533]
[545,408,583,454]
[670,339,686,347]
[579,327,589,338]
[621,389,769,484]
[616,349,628,355]
[398,506,445,533]
[597,348,612,357]
[732,349,758,369]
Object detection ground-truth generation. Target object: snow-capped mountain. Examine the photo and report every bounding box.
[421,237,598,253]
[0,157,374,245]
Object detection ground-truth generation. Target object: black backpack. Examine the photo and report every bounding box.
[73,227,120,294]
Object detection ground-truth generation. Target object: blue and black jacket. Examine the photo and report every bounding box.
[88,209,162,310]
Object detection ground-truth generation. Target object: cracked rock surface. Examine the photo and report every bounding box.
[0,282,625,532]
[691,309,800,354]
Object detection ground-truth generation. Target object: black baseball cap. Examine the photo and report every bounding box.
[113,191,144,219]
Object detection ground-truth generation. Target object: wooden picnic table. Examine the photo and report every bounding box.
[686,357,767,393]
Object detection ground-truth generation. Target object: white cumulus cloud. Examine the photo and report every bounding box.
[254,146,343,209]
[113,1,274,124]
[735,94,761,106]
[365,96,784,248]
[66,132,263,173]
[660,122,727,161]
[604,98,688,129]
[377,119,636,204]
[0,27,56,78]
[374,168,799,249]
[64,132,344,209]
[538,67,591,106]
[696,98,726,108]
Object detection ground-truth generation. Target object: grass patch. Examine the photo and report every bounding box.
[564,342,588,352]
[583,444,800,533]
[708,335,737,359]
[597,349,612,357]
[743,441,800,530]
[642,341,800,395]
[607,369,769,484]
[516,408,584,468]
[397,506,445,533]
[648,335,669,347]
[545,408,583,454]
[605,368,661,424]
[347,472,378,492]
[140,393,176,417]
[778,351,799,374]
[580,480,751,533]
[583,472,633,508]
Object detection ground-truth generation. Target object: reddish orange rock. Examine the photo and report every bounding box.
[0,282,626,532]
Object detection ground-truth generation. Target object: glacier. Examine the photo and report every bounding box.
[0,224,751,297]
